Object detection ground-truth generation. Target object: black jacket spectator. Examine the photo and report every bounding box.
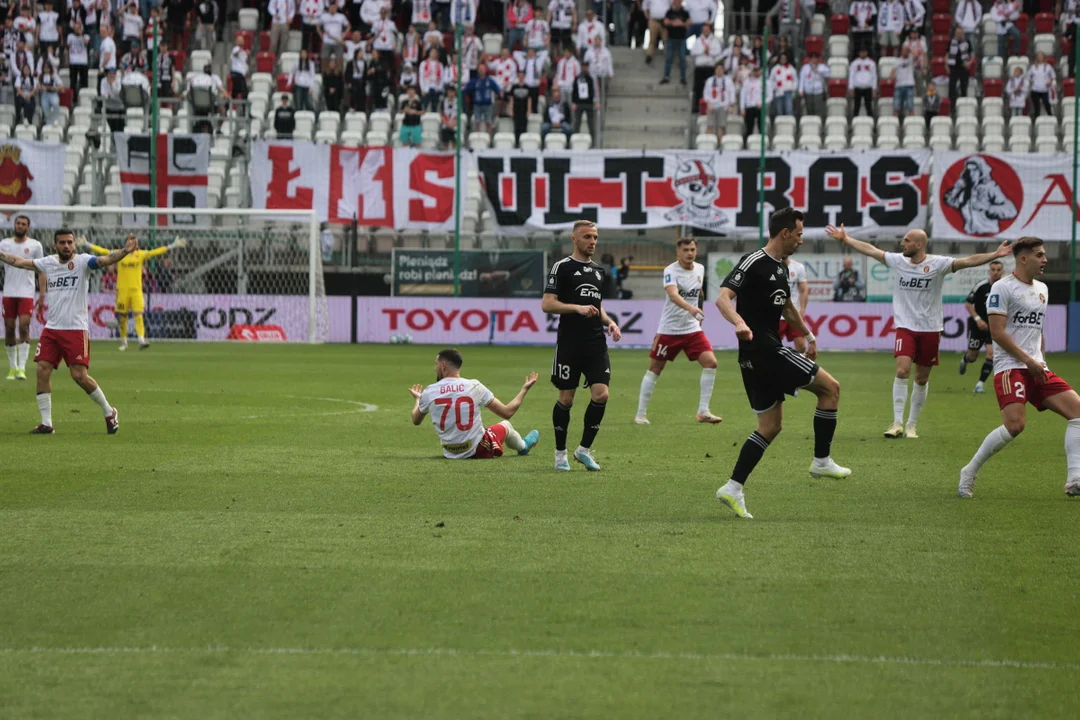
[833,267,866,302]
[274,99,296,138]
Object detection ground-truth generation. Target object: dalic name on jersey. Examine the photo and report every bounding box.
[440,383,466,394]
[1012,310,1044,325]
[898,276,933,290]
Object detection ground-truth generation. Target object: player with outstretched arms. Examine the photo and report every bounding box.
[409,348,540,459]
[959,238,1080,498]
[826,223,1011,439]
[82,235,186,351]
[959,260,1004,394]
[634,237,722,425]
[778,255,809,354]
[542,220,621,471]
[0,230,137,434]
[714,208,851,519]
[0,214,45,380]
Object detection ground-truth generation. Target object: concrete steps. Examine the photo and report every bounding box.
[602,47,692,149]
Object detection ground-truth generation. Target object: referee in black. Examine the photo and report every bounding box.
[541,220,622,471]
[714,208,851,518]
[959,260,1005,394]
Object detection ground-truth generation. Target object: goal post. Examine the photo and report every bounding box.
[0,205,327,344]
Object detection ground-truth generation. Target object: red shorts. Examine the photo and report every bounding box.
[472,423,508,459]
[894,328,940,367]
[2,296,33,318]
[649,331,713,362]
[777,320,805,342]
[994,368,1073,412]
[35,328,90,368]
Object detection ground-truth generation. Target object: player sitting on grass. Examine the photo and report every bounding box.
[959,237,1080,499]
[81,235,186,351]
[409,348,541,460]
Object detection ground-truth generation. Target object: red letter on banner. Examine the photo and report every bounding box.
[330,146,394,226]
[265,145,314,209]
[409,153,455,224]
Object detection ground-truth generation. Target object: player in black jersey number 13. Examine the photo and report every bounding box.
[713,208,851,518]
[542,220,622,471]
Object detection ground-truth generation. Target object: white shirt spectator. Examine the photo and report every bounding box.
[691,31,723,67]
[371,17,396,51]
[902,35,928,71]
[300,0,327,26]
[291,59,317,89]
[230,45,248,75]
[99,34,117,70]
[769,62,798,94]
[493,54,517,90]
[321,9,348,46]
[576,17,604,51]
[644,0,672,20]
[849,56,877,88]
[419,57,443,93]
[345,37,367,61]
[13,15,35,45]
[1063,0,1080,30]
[411,0,433,25]
[684,0,717,25]
[703,73,735,108]
[549,0,576,29]
[878,0,905,33]
[894,56,915,87]
[798,61,829,94]
[422,28,443,52]
[187,70,224,94]
[990,0,1019,34]
[902,0,924,27]
[444,61,469,87]
[1006,74,1028,108]
[121,69,150,92]
[38,9,60,43]
[450,0,478,25]
[360,0,388,26]
[524,17,549,49]
[67,32,90,66]
[121,10,143,40]
[403,31,421,64]
[953,0,982,32]
[461,33,483,69]
[1027,61,1056,93]
[739,78,770,110]
[850,1,876,31]
[269,0,297,25]
[584,44,613,78]
[555,54,581,94]
[719,44,750,73]
[37,52,61,76]
[99,72,121,100]
[517,53,543,86]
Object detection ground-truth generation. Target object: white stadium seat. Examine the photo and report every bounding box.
[544,132,567,150]
[694,133,718,150]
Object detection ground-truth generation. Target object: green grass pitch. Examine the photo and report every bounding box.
[1,343,1078,719]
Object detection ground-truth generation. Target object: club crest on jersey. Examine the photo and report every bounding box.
[729,270,744,287]
[988,294,1000,308]
[922,265,930,273]
[1039,294,1046,304]
[67,261,74,270]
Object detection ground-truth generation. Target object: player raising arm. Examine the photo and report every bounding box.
[81,235,186,351]
[409,348,541,460]
[826,223,1011,439]
[958,238,1080,498]
[713,208,850,519]
[541,220,621,472]
[635,237,722,425]
[0,230,137,434]
[0,214,45,380]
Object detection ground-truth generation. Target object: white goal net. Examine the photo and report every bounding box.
[0,206,328,343]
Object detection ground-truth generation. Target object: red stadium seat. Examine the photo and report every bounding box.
[1034,12,1055,33]
[827,78,848,97]
[804,35,824,57]
[1066,78,1076,97]
[938,97,951,115]
[276,73,292,91]
[59,87,74,108]
[1040,0,1053,10]
[1015,13,1028,33]
[256,52,276,73]
[235,30,254,51]
[830,14,849,35]
[932,0,950,11]
[983,78,1003,97]
[878,79,894,98]
[698,98,708,115]
[931,35,949,58]
[259,31,271,51]
[931,56,947,78]
[931,13,951,35]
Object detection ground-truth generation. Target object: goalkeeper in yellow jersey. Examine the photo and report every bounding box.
[80,236,187,351]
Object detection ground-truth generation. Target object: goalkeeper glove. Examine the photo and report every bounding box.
[168,237,188,250]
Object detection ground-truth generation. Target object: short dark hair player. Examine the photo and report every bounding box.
[959,260,1005,394]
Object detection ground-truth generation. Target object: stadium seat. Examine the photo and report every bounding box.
[1035,115,1058,138]
[774,115,796,138]
[287,30,303,52]
[256,52,276,74]
[421,113,440,135]
[190,49,212,73]
[824,136,846,150]
[314,129,337,144]
[493,131,516,149]
[851,136,872,150]
[811,13,826,35]
[1009,115,1032,140]
[981,56,1003,81]
[318,111,341,135]
[852,116,873,139]
[805,35,824,57]
[1006,56,1030,78]
[544,132,567,150]
[1035,11,1056,33]
[830,14,849,35]
[798,115,822,137]
[981,34,999,58]
[956,137,978,152]
[258,31,271,52]
[928,135,952,150]
[279,51,300,76]
[365,130,389,146]
[799,134,822,150]
[1036,138,1059,153]
[825,116,848,139]
[932,13,951,35]
[1015,13,1029,33]
[238,7,260,31]
[827,58,848,84]
[902,116,925,139]
[983,115,1005,137]
[41,125,63,143]
[570,133,593,150]
[826,97,848,117]
[902,134,926,149]
[955,98,977,119]
[340,130,364,147]
[345,111,367,135]
[982,79,1004,101]
[876,115,899,138]
[982,136,1006,152]
[14,124,35,141]
[745,133,763,149]
[1034,34,1055,57]
[827,78,848,98]
[827,35,848,60]
[695,133,718,150]
[294,111,316,141]
[773,134,795,150]
[956,116,977,140]
[482,33,503,56]
[878,58,897,84]
[516,132,539,151]
[1009,135,1031,152]
[468,132,492,150]
[931,35,949,58]
[368,110,392,135]
[930,116,952,138]
[235,30,254,52]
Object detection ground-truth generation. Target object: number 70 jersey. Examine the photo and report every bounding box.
[418,377,495,459]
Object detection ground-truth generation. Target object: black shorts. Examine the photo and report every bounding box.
[739,346,819,414]
[551,341,611,391]
[966,317,991,351]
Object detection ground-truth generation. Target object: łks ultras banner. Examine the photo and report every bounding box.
[476,150,931,237]
[933,152,1079,242]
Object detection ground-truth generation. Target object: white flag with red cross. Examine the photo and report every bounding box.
[115,133,211,226]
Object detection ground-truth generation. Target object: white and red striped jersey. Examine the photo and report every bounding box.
[371,18,396,51]
[576,18,604,51]
[419,58,444,93]
[299,0,325,26]
[493,55,517,91]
